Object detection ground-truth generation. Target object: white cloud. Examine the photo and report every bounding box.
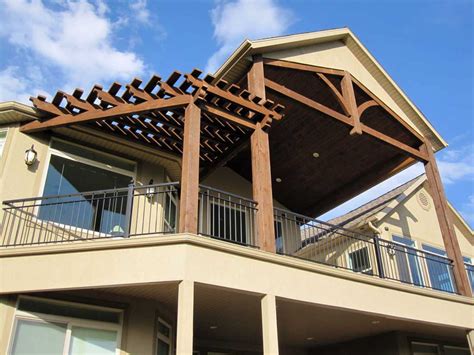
[130,0,150,24]
[459,195,474,226]
[0,66,49,103]
[0,0,145,101]
[206,0,294,73]
[319,143,474,222]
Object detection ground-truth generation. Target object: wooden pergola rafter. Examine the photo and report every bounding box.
[263,58,428,162]
[22,69,285,166]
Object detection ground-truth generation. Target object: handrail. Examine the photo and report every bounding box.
[199,185,258,205]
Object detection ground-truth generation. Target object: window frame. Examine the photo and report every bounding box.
[8,296,123,355]
[421,243,455,292]
[155,317,173,355]
[346,246,373,274]
[34,138,137,237]
[392,234,425,286]
[0,127,8,159]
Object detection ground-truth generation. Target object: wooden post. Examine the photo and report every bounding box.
[179,102,201,234]
[248,55,276,252]
[422,141,472,297]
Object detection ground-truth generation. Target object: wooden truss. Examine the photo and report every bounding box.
[262,58,428,162]
[22,69,284,166]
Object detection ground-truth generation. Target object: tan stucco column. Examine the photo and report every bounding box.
[261,294,279,355]
[176,280,194,354]
[467,330,474,355]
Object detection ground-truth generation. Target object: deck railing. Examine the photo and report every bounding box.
[274,207,457,294]
[0,182,179,246]
[198,185,258,247]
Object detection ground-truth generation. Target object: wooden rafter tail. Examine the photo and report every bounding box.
[143,75,161,94]
[58,90,95,113]
[30,96,67,117]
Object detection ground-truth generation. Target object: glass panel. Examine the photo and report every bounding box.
[393,236,423,286]
[51,140,135,172]
[422,244,454,292]
[0,130,7,157]
[349,247,371,273]
[69,326,117,355]
[411,342,439,355]
[11,319,67,355]
[39,155,131,233]
[211,203,247,244]
[274,220,283,254]
[156,339,170,355]
[164,193,177,232]
[18,298,121,324]
[443,346,469,355]
[463,257,474,293]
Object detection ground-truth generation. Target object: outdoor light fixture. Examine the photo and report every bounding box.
[371,320,381,325]
[209,325,218,330]
[312,152,320,158]
[146,179,155,200]
[306,337,314,341]
[275,177,282,183]
[386,244,396,256]
[24,145,37,166]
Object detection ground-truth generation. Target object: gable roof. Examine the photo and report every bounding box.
[214,27,447,152]
[326,175,425,229]
[327,174,473,234]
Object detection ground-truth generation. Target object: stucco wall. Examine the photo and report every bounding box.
[377,182,473,258]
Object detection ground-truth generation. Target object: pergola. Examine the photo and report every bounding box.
[20,58,472,297]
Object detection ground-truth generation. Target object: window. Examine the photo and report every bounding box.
[422,244,455,293]
[392,235,423,286]
[463,256,474,293]
[210,202,247,244]
[164,192,177,232]
[39,140,135,234]
[9,297,122,355]
[348,247,372,274]
[0,129,7,158]
[156,318,172,355]
[274,220,284,254]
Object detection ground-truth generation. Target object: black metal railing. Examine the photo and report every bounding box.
[274,208,457,294]
[198,185,258,247]
[0,182,179,247]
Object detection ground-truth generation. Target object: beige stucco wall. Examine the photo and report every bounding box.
[263,40,421,136]
[376,182,473,258]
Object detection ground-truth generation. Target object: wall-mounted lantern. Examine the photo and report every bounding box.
[146,179,156,200]
[24,145,38,166]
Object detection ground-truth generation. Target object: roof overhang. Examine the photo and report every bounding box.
[0,101,39,125]
[214,28,447,152]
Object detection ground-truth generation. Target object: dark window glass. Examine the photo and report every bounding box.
[423,244,454,293]
[39,155,131,234]
[210,203,247,244]
[349,247,371,273]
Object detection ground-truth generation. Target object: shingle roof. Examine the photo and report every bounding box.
[326,174,425,228]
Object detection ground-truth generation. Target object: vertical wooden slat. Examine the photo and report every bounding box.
[179,102,201,234]
[422,141,472,297]
[341,71,362,135]
[248,55,276,252]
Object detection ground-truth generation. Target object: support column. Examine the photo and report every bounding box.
[179,102,201,234]
[467,330,474,355]
[261,294,279,355]
[422,141,472,296]
[248,55,276,252]
[176,280,194,354]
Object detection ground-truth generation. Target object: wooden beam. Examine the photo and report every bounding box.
[422,141,472,297]
[201,103,256,130]
[341,71,362,135]
[263,58,345,77]
[358,100,378,116]
[247,55,266,99]
[316,73,350,116]
[179,102,201,234]
[22,95,191,133]
[265,78,428,162]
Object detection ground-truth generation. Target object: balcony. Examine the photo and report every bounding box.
[1,183,464,295]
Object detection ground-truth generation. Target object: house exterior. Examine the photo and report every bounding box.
[0,28,473,355]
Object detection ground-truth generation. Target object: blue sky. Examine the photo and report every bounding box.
[0,0,472,224]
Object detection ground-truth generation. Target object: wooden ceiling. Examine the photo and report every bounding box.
[228,59,426,217]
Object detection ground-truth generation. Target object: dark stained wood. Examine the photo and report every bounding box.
[358,100,378,116]
[316,73,350,116]
[422,141,472,297]
[179,102,201,234]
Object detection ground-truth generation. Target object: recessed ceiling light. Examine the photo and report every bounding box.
[312,152,320,158]
[306,337,314,341]
[275,177,282,183]
[371,320,380,325]
[209,325,218,330]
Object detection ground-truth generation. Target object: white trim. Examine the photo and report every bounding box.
[0,127,8,158]
[8,295,123,355]
[156,317,173,355]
